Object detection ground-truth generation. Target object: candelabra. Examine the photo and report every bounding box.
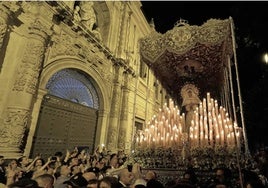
[133,93,244,171]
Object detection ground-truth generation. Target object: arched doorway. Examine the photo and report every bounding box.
[30,68,99,159]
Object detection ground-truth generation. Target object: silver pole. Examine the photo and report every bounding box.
[229,17,250,157]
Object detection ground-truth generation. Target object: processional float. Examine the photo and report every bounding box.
[133,18,250,184]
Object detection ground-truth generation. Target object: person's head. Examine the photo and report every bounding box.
[34,174,54,188]
[183,169,197,184]
[118,168,134,186]
[132,178,147,188]
[64,173,89,188]
[87,167,100,178]
[8,178,41,188]
[71,165,81,176]
[145,170,157,181]
[96,157,106,170]
[87,179,98,188]
[214,167,231,186]
[34,158,45,167]
[215,168,225,183]
[146,179,164,188]
[9,159,18,170]
[109,154,118,168]
[242,169,264,188]
[18,156,30,167]
[98,176,119,188]
[60,164,71,176]
[54,151,64,161]
[68,157,79,167]
[0,155,5,165]
[83,171,97,182]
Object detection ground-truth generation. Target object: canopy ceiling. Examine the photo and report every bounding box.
[140,18,234,103]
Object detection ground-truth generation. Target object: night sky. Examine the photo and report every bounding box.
[140,1,268,152]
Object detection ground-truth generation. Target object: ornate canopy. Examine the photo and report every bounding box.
[140,18,234,103]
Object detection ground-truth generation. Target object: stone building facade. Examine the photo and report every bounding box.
[0,1,168,159]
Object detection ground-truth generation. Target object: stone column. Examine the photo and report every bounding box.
[0,3,13,115]
[0,19,50,158]
[118,72,130,150]
[24,88,47,156]
[107,64,122,152]
[116,3,129,58]
[95,109,109,148]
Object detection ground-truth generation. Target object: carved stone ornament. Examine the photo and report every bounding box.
[13,39,45,94]
[0,20,7,50]
[140,19,230,63]
[28,19,51,42]
[107,127,118,151]
[50,32,98,64]
[0,108,29,148]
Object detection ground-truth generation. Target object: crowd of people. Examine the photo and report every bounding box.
[0,146,267,188]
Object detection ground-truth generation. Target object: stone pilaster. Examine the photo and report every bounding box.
[95,109,109,147]
[0,107,29,158]
[0,19,50,158]
[12,19,49,95]
[107,65,122,152]
[118,72,130,150]
[116,3,131,58]
[23,88,47,156]
[0,3,13,116]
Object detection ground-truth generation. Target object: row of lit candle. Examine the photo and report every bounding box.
[135,93,241,151]
[136,98,185,149]
[189,93,241,150]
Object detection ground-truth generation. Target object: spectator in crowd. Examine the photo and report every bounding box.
[145,170,164,188]
[175,168,198,188]
[64,173,89,188]
[54,165,71,188]
[98,176,119,188]
[118,168,134,187]
[87,178,98,188]
[34,173,54,188]
[0,156,6,185]
[8,178,41,188]
[207,167,232,188]
[242,169,266,188]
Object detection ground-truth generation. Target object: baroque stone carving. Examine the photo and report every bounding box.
[0,108,29,148]
[50,33,79,58]
[107,127,118,151]
[50,32,99,64]
[0,21,7,50]
[110,83,121,118]
[120,74,130,120]
[13,40,45,94]
[79,1,96,31]
[118,128,126,150]
[13,19,49,94]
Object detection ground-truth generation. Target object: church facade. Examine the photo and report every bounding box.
[0,1,168,159]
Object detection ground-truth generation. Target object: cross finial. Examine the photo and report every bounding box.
[174,18,189,27]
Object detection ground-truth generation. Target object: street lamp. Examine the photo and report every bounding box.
[263,53,268,64]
